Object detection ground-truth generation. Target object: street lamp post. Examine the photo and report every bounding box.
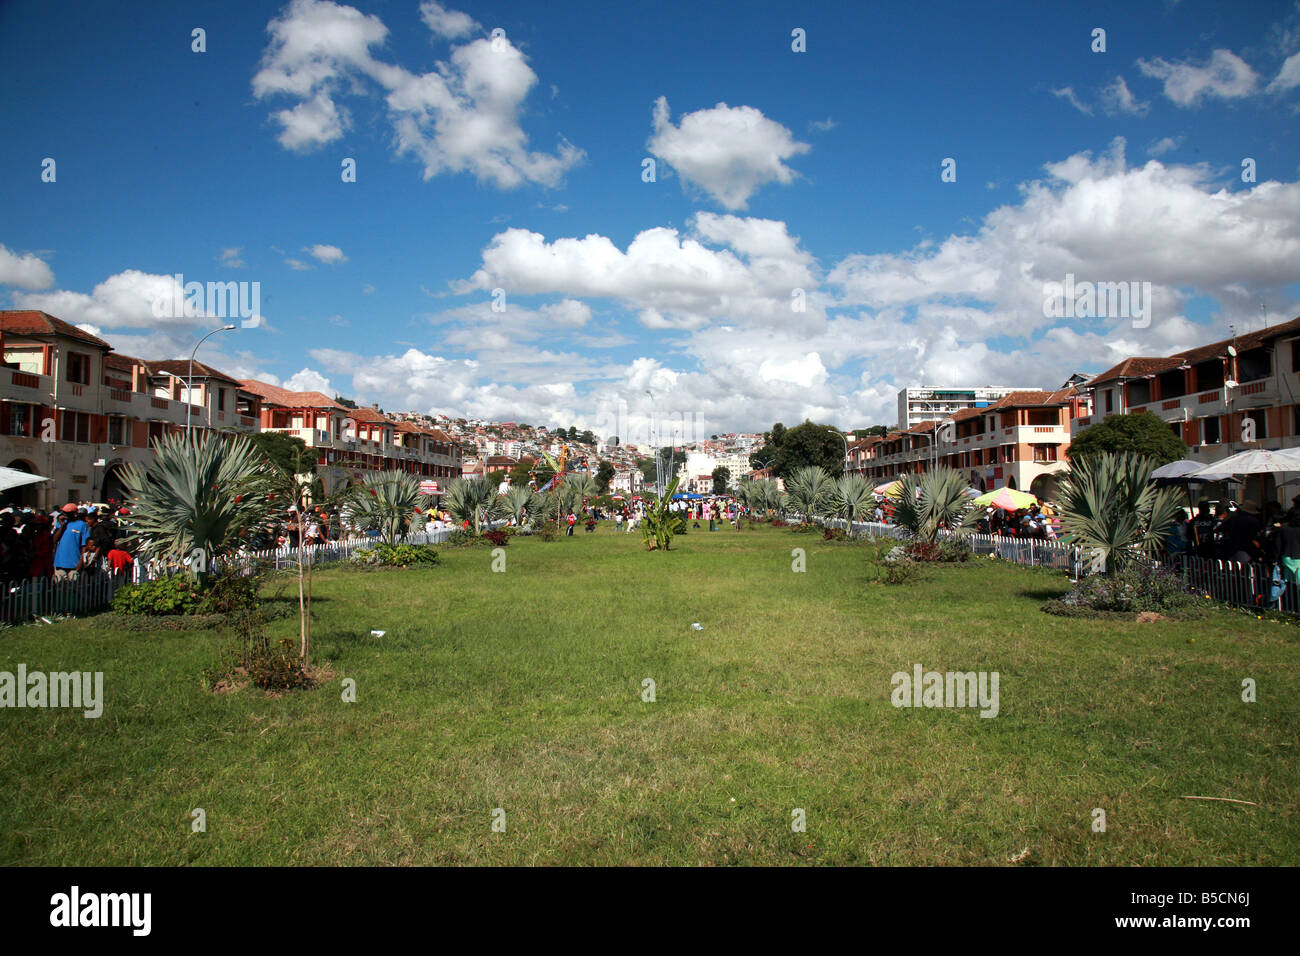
[187,325,236,439]
[831,428,850,477]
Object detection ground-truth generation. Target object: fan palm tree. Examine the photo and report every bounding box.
[834,474,875,531]
[891,467,979,543]
[443,476,503,535]
[502,485,538,526]
[560,473,599,513]
[345,470,424,543]
[1057,451,1183,574]
[784,466,836,522]
[119,431,277,584]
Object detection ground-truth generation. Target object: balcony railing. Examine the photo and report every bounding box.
[10,370,40,389]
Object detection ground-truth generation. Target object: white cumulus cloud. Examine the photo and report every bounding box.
[647,97,810,209]
[253,0,583,188]
[1137,49,1260,106]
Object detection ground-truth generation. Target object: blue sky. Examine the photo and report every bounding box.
[2,0,1299,442]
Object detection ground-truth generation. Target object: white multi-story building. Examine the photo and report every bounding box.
[897,386,1040,430]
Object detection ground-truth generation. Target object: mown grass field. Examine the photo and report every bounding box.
[2,524,1296,865]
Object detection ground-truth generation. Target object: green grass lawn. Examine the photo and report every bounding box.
[2,524,1296,865]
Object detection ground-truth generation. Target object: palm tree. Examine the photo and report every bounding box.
[119,431,276,584]
[502,485,538,526]
[1057,451,1183,573]
[784,466,836,522]
[891,467,979,543]
[560,473,599,514]
[443,476,503,535]
[345,470,423,543]
[834,474,874,532]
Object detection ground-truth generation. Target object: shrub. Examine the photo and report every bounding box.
[539,520,560,542]
[903,539,971,563]
[878,559,919,585]
[352,543,441,567]
[196,572,263,614]
[1046,561,1194,614]
[247,638,316,691]
[791,522,821,534]
[823,527,847,541]
[484,529,510,547]
[111,576,203,616]
[771,519,789,528]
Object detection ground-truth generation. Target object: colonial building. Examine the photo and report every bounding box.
[0,310,250,508]
[859,389,1089,499]
[1073,315,1300,503]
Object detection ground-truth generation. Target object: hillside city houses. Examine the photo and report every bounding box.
[4,308,1300,510]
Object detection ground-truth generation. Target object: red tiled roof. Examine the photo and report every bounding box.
[0,310,112,350]
[1085,316,1300,387]
[239,379,344,410]
[147,359,241,384]
[104,353,144,372]
[348,406,391,424]
[1086,357,1182,386]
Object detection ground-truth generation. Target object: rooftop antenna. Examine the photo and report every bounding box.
[1261,300,1268,330]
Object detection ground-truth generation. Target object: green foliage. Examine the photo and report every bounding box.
[111,576,203,615]
[444,476,503,536]
[1044,562,1194,614]
[539,520,560,542]
[247,638,317,691]
[891,468,979,543]
[1068,411,1187,466]
[595,460,617,494]
[711,466,731,495]
[352,542,441,566]
[1058,452,1184,574]
[641,478,687,551]
[501,485,539,526]
[784,465,836,519]
[344,470,424,544]
[834,474,875,527]
[246,430,317,476]
[119,432,277,582]
[111,570,263,616]
[903,539,972,562]
[750,420,846,478]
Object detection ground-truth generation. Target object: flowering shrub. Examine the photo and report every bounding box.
[903,539,971,562]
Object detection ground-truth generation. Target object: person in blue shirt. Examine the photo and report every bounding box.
[52,510,89,581]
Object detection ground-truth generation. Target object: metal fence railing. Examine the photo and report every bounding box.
[816,515,1296,615]
[1,526,466,624]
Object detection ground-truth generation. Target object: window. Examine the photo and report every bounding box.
[61,410,91,444]
[217,388,226,412]
[1031,444,1058,463]
[1202,416,1220,445]
[66,352,90,385]
[108,416,125,446]
[1104,389,1114,413]
[6,404,30,437]
[1242,409,1268,440]
[1292,341,1300,373]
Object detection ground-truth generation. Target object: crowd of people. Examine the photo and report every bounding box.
[1166,495,1300,584]
[0,502,136,587]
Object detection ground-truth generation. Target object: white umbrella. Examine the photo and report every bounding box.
[0,466,48,493]
[1189,448,1300,479]
[1151,458,1237,484]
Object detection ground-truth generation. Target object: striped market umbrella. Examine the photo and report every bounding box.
[972,487,1038,511]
